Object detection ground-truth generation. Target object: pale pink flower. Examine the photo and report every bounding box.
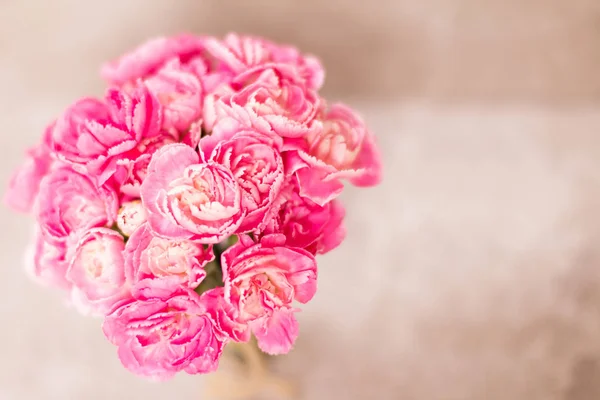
[103,278,225,380]
[222,234,317,354]
[264,179,346,255]
[209,66,321,137]
[50,86,161,185]
[145,60,203,133]
[25,229,72,291]
[116,201,147,237]
[37,167,118,245]
[124,224,213,288]
[67,228,129,316]
[140,144,244,243]
[101,34,206,86]
[4,123,54,213]
[201,118,284,232]
[286,103,383,205]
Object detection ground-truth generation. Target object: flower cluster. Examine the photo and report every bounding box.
[5,33,382,380]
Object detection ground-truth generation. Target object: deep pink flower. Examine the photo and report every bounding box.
[4,123,54,213]
[286,103,383,205]
[118,133,177,198]
[201,118,284,232]
[50,86,161,185]
[49,98,107,167]
[208,66,321,138]
[140,144,244,243]
[222,234,317,354]
[145,60,203,133]
[101,34,206,86]
[116,200,147,237]
[124,224,213,288]
[103,278,225,380]
[263,179,346,255]
[37,167,118,245]
[106,85,162,140]
[67,228,129,316]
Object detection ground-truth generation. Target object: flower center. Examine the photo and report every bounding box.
[146,238,199,277]
[307,121,361,170]
[81,241,109,279]
[169,171,214,213]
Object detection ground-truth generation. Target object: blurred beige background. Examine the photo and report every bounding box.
[2,0,600,399]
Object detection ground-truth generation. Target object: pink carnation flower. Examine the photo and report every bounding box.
[204,33,324,90]
[286,103,383,205]
[124,224,214,288]
[101,34,206,86]
[264,178,346,255]
[50,86,162,185]
[140,144,244,243]
[106,85,162,140]
[207,66,321,137]
[222,234,317,354]
[201,118,284,232]
[263,41,325,91]
[37,167,118,245]
[67,228,129,315]
[203,34,270,75]
[103,278,225,380]
[145,60,203,133]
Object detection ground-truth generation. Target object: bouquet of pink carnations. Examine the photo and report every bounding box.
[5,33,382,380]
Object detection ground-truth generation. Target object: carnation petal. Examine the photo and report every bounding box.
[252,309,299,355]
